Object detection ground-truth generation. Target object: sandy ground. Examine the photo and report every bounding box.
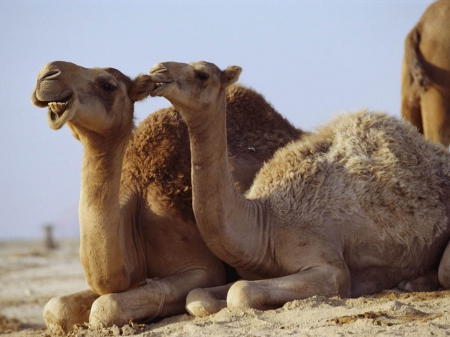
[1,239,450,337]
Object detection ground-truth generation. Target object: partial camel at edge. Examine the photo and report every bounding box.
[149,60,450,317]
[401,0,450,147]
[30,61,302,334]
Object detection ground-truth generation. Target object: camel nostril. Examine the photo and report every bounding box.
[40,69,61,81]
[149,63,167,74]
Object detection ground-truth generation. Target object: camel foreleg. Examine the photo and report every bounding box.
[186,283,233,317]
[43,288,99,336]
[88,269,222,328]
[187,264,351,313]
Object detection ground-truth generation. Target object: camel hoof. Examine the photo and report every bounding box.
[398,272,441,292]
[186,289,226,317]
[89,294,127,329]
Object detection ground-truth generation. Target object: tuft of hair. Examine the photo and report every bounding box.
[130,74,155,102]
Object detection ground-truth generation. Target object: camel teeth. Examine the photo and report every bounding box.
[48,102,68,105]
[48,102,68,115]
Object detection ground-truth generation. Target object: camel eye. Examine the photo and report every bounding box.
[101,83,116,91]
[195,71,209,81]
[97,77,117,92]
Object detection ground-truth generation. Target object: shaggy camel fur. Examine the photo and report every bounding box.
[149,60,450,316]
[31,61,301,334]
[401,0,450,147]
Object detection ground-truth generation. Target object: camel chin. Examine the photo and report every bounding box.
[47,104,74,130]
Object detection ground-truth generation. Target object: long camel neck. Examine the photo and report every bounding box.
[187,98,270,271]
[76,130,137,294]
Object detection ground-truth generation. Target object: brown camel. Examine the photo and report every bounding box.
[149,60,450,316]
[30,61,302,334]
[401,0,450,147]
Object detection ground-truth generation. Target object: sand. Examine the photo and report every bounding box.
[1,239,450,337]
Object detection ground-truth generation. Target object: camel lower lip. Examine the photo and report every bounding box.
[150,82,173,97]
[47,105,74,130]
[150,86,165,97]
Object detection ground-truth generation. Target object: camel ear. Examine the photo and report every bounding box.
[130,74,155,102]
[221,66,242,88]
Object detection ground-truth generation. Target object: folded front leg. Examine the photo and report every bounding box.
[186,283,234,317]
[226,264,351,310]
[43,289,99,336]
[89,269,223,328]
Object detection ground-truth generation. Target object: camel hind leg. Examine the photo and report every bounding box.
[397,271,440,292]
[401,59,424,134]
[420,87,450,147]
[438,240,450,289]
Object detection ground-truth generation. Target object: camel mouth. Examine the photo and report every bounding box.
[45,95,74,130]
[150,81,174,97]
[48,101,69,116]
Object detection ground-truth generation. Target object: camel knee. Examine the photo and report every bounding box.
[43,296,89,336]
[89,294,127,329]
[227,280,263,310]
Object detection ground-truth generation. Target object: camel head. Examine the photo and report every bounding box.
[31,61,155,138]
[149,61,242,128]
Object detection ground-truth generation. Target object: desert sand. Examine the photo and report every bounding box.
[1,238,450,337]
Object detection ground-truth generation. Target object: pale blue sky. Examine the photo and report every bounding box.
[0,0,432,239]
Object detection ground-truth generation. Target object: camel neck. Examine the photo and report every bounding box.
[80,144,125,210]
[187,99,269,269]
[78,130,131,221]
[77,133,136,293]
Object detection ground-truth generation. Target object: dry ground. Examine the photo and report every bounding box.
[1,239,450,337]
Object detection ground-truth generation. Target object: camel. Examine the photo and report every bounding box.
[30,61,302,334]
[149,60,450,316]
[401,0,450,147]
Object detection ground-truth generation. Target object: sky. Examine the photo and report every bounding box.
[0,0,433,240]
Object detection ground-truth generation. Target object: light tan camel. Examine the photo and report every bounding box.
[31,61,302,334]
[149,60,450,316]
[401,0,450,147]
